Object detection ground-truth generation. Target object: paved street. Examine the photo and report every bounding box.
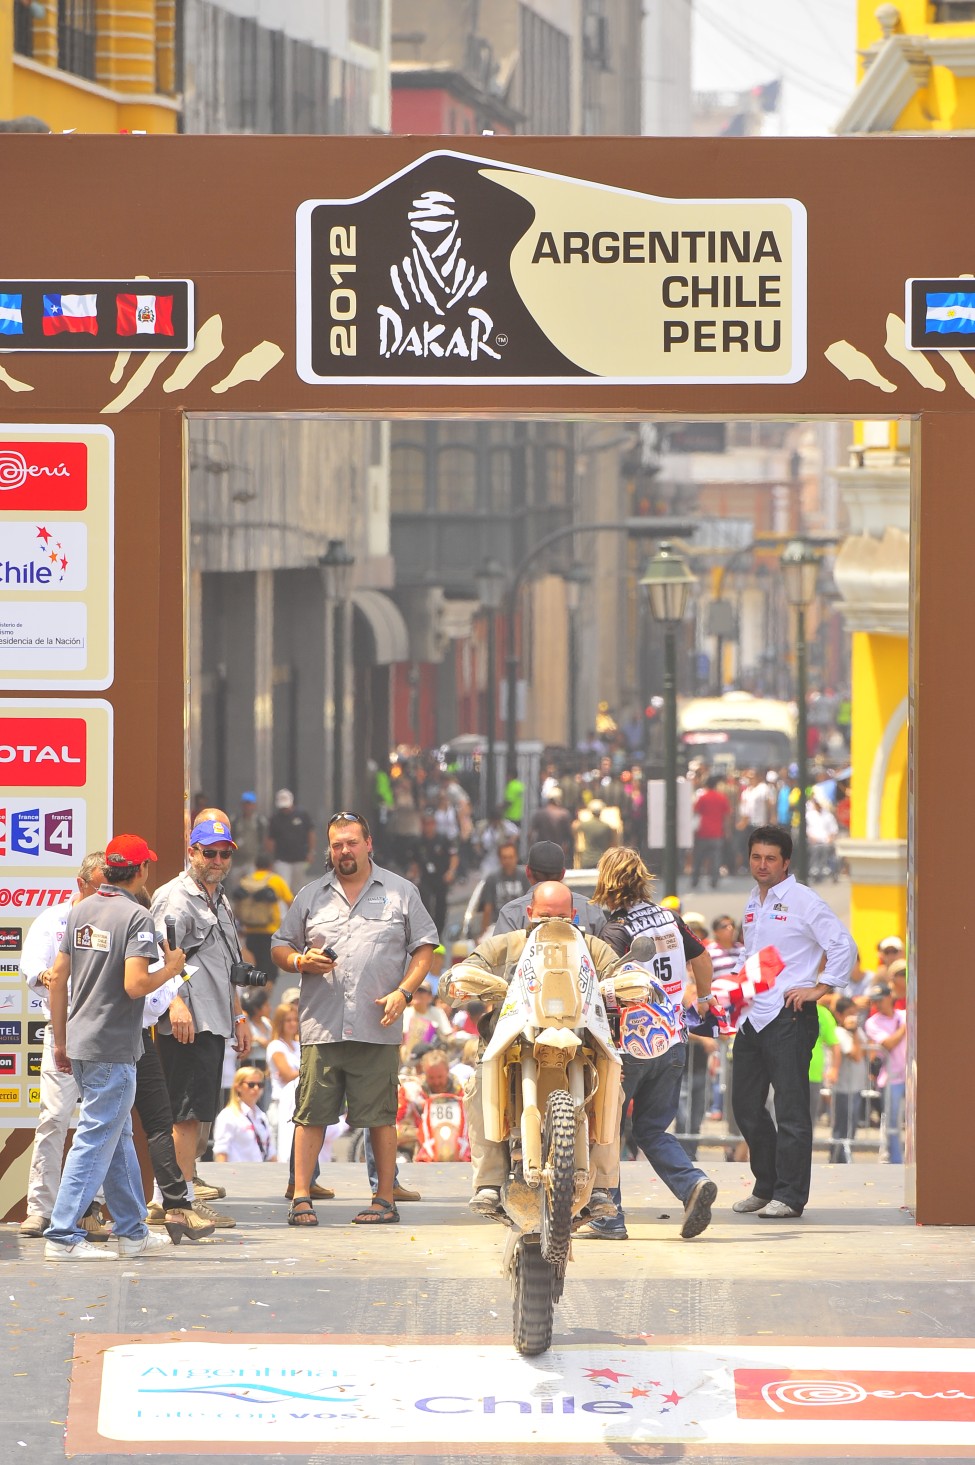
[2,1157,973,1464]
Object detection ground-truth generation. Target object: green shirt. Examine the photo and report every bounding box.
[503,777,524,822]
[809,1002,838,1084]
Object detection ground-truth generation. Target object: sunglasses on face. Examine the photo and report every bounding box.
[198,848,233,860]
[328,811,366,829]
[240,1080,263,1089]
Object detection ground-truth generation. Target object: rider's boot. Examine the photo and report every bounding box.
[469,1186,503,1217]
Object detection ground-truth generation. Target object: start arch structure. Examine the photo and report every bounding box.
[0,134,966,1222]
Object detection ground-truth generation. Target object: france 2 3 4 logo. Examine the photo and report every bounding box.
[0,803,79,863]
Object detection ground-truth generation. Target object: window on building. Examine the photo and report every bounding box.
[391,430,428,513]
[934,1,975,19]
[518,5,571,134]
[58,0,96,81]
[14,0,34,57]
[350,0,382,50]
[437,430,478,512]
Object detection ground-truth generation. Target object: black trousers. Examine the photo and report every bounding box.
[731,1004,819,1213]
[135,1036,188,1211]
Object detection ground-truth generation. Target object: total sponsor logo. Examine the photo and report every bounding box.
[0,801,82,864]
[0,440,87,510]
[0,718,86,787]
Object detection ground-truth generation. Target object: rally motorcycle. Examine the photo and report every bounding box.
[450,919,633,1356]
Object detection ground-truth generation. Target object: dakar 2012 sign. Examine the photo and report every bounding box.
[296,151,806,387]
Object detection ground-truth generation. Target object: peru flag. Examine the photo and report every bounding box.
[712,945,785,1035]
[42,294,97,335]
[116,293,174,336]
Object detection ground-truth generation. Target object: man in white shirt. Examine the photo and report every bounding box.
[18,851,106,1238]
[731,825,856,1219]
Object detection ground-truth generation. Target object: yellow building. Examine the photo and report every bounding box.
[2,0,180,133]
[832,2,975,955]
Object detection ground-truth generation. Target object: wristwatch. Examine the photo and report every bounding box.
[397,986,413,1005]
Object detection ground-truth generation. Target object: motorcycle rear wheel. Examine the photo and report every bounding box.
[512,1236,554,1356]
[539,1087,576,1269]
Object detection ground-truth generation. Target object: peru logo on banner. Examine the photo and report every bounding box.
[735,1369,975,1423]
[0,441,87,510]
[0,717,87,786]
[116,293,174,337]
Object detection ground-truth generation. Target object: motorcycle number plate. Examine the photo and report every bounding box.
[431,1100,461,1124]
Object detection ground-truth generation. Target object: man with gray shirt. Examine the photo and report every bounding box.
[18,851,106,1239]
[271,811,437,1227]
[151,817,251,1228]
[44,835,185,1261]
[493,840,607,936]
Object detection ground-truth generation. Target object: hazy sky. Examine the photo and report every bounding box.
[692,0,859,136]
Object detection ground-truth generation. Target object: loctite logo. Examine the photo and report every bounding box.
[0,718,86,786]
[0,441,87,510]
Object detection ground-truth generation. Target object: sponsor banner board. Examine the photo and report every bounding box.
[75,1341,975,1453]
[297,151,806,387]
[0,700,110,1127]
[0,425,113,690]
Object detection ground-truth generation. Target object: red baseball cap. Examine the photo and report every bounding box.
[105,834,157,867]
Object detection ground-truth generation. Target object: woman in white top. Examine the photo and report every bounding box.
[266,1003,301,1158]
[213,1067,276,1164]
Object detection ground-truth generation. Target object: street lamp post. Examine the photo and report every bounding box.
[319,537,356,812]
[563,561,590,755]
[781,538,819,884]
[640,542,697,898]
[475,557,506,818]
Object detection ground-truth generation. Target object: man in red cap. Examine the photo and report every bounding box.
[44,836,186,1260]
[151,817,251,1229]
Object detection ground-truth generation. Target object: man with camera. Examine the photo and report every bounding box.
[151,817,252,1229]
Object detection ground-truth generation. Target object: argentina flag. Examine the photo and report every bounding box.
[0,292,22,335]
[925,291,975,334]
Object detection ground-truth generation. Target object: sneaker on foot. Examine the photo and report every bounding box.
[116,1230,173,1256]
[468,1186,502,1217]
[44,1238,116,1261]
[192,1198,236,1229]
[758,1199,801,1218]
[577,1222,628,1240]
[732,1194,770,1214]
[19,1213,50,1238]
[192,1173,226,1201]
[681,1178,718,1239]
[587,1188,619,1221]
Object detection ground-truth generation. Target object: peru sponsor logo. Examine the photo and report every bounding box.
[735,1369,975,1422]
[0,441,87,509]
[0,718,86,786]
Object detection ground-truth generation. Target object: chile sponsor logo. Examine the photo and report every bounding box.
[0,441,87,510]
[0,718,86,786]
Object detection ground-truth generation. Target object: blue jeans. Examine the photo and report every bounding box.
[590,1046,706,1233]
[731,1005,819,1213]
[883,1081,905,1164]
[45,1060,147,1247]
[364,1130,401,1193]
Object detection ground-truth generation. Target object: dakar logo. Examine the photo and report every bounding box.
[378,191,502,362]
[0,450,71,491]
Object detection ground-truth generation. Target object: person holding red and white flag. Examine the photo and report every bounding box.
[731,825,856,1220]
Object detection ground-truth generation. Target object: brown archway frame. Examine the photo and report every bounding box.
[0,135,966,1223]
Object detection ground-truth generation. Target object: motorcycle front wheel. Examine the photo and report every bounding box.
[512,1235,554,1356]
[539,1087,576,1270]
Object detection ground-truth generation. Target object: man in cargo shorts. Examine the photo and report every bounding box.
[271,812,437,1226]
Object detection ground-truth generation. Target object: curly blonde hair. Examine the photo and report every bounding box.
[592,846,655,911]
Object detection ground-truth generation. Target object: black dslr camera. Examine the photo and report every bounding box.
[230,960,271,988]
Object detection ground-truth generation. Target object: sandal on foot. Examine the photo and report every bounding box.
[352,1197,399,1225]
[288,1197,318,1227]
